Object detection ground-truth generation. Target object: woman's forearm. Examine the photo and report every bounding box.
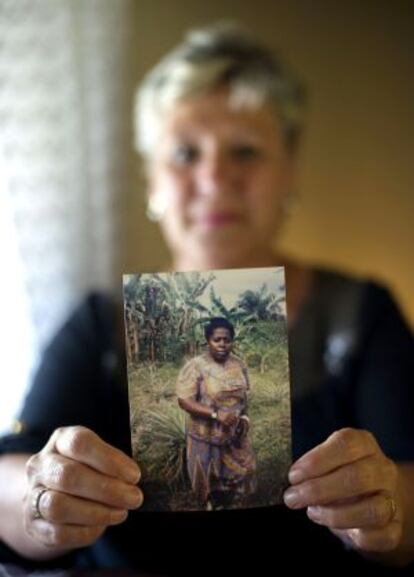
[178,398,214,419]
[0,454,60,560]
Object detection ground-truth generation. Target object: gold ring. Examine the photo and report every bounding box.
[388,496,397,522]
[32,487,49,520]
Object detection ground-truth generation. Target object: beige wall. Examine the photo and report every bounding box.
[123,0,414,326]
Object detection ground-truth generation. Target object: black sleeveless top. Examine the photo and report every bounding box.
[1,269,413,575]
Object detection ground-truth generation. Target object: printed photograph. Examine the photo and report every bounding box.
[123,266,291,512]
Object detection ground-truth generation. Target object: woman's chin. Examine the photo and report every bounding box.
[171,228,276,270]
[198,241,248,266]
[192,243,254,268]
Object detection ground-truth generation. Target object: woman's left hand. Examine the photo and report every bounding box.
[284,428,403,554]
[235,416,250,439]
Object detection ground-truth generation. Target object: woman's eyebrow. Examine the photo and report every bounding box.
[167,131,195,141]
[227,129,266,142]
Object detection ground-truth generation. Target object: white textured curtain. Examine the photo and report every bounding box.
[0,0,136,432]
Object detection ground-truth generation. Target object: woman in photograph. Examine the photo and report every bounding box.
[176,316,256,510]
[0,21,413,575]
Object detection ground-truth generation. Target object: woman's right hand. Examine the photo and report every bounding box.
[23,426,142,554]
[217,411,239,428]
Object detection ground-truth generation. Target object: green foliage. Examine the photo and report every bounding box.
[123,272,288,370]
[124,271,217,363]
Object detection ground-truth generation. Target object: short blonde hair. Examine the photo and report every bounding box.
[134,21,306,159]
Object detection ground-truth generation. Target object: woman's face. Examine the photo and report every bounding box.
[207,327,233,362]
[147,89,297,269]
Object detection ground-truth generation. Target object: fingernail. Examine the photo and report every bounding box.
[283,488,302,508]
[288,467,305,484]
[125,465,141,484]
[110,510,128,525]
[307,506,322,521]
[125,489,143,508]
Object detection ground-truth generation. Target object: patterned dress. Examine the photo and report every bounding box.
[176,351,257,505]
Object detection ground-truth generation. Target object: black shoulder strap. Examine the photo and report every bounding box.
[290,269,366,400]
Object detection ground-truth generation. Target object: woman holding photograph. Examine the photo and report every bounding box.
[0,21,413,576]
[176,317,256,510]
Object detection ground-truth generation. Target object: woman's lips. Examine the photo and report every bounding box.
[198,212,242,227]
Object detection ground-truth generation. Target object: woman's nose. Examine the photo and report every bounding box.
[196,151,236,197]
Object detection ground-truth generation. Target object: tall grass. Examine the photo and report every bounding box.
[128,348,291,511]
[138,404,186,484]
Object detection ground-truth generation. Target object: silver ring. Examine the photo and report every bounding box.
[32,487,48,520]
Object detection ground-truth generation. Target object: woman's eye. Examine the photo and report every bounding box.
[232,145,262,161]
[172,145,199,165]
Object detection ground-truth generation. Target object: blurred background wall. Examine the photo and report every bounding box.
[0,0,413,432]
